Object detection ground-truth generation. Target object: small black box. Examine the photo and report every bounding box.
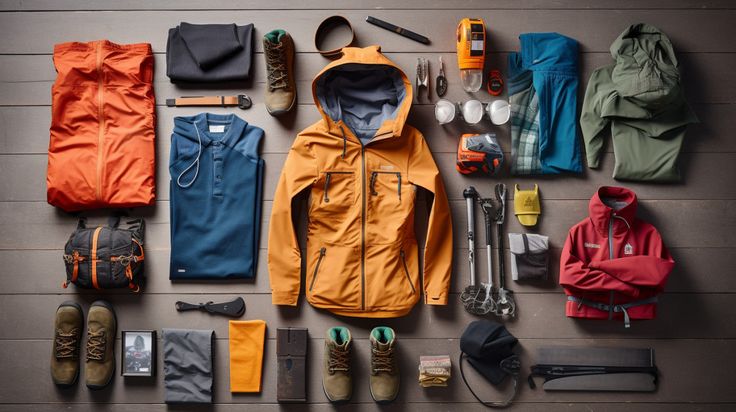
[277,327,308,402]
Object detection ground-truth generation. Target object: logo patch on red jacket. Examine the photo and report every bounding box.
[584,242,600,249]
[624,243,633,255]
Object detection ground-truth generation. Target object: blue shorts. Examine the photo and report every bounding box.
[508,33,582,175]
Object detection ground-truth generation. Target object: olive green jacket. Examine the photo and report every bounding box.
[580,23,698,182]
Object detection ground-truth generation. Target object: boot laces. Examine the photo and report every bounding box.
[86,329,106,362]
[54,328,78,359]
[372,346,395,374]
[328,346,350,373]
[265,41,289,90]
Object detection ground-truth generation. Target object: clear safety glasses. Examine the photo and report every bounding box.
[435,99,510,126]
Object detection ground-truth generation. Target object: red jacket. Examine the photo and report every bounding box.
[559,186,674,327]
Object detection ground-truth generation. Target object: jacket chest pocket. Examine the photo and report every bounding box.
[369,171,403,203]
[311,171,355,218]
[367,171,415,244]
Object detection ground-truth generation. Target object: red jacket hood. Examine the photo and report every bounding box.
[589,186,638,236]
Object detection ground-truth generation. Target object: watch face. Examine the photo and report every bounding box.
[122,331,155,376]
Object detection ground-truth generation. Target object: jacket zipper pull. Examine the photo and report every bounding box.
[370,172,378,196]
[324,173,332,203]
[396,173,401,202]
[309,247,327,292]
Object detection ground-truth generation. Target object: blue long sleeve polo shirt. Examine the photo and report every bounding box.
[169,113,264,279]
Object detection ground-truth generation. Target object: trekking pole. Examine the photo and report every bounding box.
[460,187,484,315]
[494,183,516,317]
[478,196,498,315]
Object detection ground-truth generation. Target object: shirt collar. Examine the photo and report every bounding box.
[193,113,247,149]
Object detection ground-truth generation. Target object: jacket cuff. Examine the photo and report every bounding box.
[271,291,298,306]
[425,293,448,305]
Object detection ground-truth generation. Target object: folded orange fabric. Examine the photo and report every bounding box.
[229,320,266,392]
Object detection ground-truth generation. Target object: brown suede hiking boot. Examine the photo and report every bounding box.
[369,326,399,403]
[85,300,116,389]
[51,301,83,387]
[323,327,352,403]
[263,29,296,116]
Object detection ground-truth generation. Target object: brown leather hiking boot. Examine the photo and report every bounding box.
[51,301,83,387]
[323,327,352,403]
[263,29,296,116]
[85,300,116,389]
[369,326,399,403]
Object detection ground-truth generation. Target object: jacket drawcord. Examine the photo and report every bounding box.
[176,121,203,188]
[339,125,347,159]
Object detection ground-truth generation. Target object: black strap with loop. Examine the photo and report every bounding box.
[175,297,246,317]
[459,352,520,408]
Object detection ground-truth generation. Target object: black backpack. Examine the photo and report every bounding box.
[63,217,145,292]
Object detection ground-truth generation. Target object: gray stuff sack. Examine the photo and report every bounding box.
[508,233,549,281]
[163,328,215,404]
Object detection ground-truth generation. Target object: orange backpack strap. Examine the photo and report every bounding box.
[132,238,145,262]
[62,251,85,289]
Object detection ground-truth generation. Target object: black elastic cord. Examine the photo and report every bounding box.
[459,352,518,408]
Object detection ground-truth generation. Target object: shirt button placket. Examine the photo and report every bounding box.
[213,142,224,197]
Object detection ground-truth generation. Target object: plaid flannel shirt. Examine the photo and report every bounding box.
[510,83,542,175]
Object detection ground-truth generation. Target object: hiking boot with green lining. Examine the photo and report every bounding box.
[263,29,296,116]
[369,326,399,403]
[323,327,352,403]
[51,301,83,387]
[85,300,116,390]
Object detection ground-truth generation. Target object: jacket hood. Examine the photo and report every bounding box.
[311,45,412,145]
[609,23,681,109]
[588,186,638,235]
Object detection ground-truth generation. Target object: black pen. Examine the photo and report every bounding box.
[366,16,430,44]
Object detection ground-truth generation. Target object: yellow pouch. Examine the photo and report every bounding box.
[514,184,540,227]
[229,320,266,393]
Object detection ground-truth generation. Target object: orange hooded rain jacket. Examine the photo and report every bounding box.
[268,46,453,318]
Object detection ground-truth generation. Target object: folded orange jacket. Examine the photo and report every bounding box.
[48,40,156,211]
[229,320,266,393]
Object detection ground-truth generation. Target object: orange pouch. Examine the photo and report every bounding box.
[48,40,156,212]
[229,320,266,393]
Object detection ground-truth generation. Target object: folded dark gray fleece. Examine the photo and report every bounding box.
[163,328,215,404]
[166,22,253,82]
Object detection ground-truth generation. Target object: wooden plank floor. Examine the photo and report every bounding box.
[1,1,735,410]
